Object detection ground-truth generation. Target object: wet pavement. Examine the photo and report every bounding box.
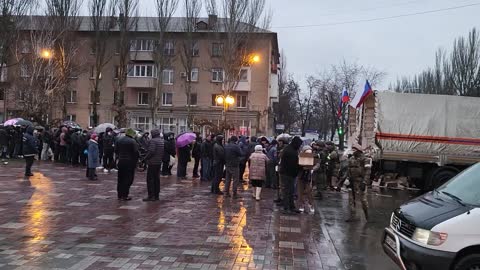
[0,161,419,270]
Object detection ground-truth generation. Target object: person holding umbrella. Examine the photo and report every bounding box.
[22,125,38,177]
[176,133,196,180]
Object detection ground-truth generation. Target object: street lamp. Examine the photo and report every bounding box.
[216,94,235,138]
[40,49,53,59]
[251,54,260,64]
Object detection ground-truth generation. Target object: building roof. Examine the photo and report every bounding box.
[19,16,273,34]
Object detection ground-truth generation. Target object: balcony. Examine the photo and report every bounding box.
[127,77,156,88]
[130,51,154,61]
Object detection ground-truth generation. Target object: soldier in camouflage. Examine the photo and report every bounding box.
[326,141,340,189]
[312,141,328,200]
[346,147,369,222]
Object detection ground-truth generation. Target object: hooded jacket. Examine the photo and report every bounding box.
[279,136,303,177]
[162,132,176,162]
[22,126,38,156]
[115,134,139,163]
[87,139,99,168]
[144,129,164,166]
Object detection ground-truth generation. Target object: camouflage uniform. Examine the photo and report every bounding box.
[312,142,328,199]
[347,151,369,221]
[326,142,340,188]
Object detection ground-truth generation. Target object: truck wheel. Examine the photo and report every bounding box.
[429,167,459,189]
[454,254,480,270]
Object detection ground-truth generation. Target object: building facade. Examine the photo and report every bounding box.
[0,16,279,136]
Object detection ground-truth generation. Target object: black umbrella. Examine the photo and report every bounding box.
[15,119,33,127]
[62,121,81,129]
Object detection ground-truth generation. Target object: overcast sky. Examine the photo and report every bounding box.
[96,0,480,90]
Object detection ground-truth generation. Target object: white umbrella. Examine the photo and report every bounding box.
[94,123,115,133]
[276,133,291,141]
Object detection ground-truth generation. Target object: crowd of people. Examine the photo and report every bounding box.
[0,124,371,221]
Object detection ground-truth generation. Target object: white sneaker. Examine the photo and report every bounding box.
[299,207,304,213]
[309,205,315,214]
[103,169,109,173]
[111,169,118,173]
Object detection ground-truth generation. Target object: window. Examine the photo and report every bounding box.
[0,88,4,100]
[239,69,248,82]
[178,118,187,133]
[65,114,76,122]
[160,118,174,133]
[188,93,197,106]
[189,68,199,82]
[20,62,30,78]
[212,42,223,57]
[114,91,124,105]
[114,65,120,79]
[89,115,97,127]
[212,94,221,107]
[237,94,247,108]
[0,64,7,82]
[127,64,157,78]
[18,89,25,101]
[138,92,149,105]
[211,68,223,82]
[191,40,199,56]
[162,92,173,106]
[162,69,174,85]
[90,91,100,104]
[90,66,102,79]
[135,116,150,131]
[163,40,175,55]
[21,40,30,54]
[67,90,77,103]
[130,39,154,51]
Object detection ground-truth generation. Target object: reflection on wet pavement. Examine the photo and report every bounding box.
[0,161,416,269]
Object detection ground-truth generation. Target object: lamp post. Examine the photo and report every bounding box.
[40,49,53,124]
[216,94,235,139]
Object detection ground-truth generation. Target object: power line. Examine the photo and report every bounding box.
[272,2,480,29]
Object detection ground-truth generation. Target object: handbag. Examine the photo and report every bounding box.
[169,155,176,167]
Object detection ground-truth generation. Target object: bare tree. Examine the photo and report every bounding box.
[291,76,315,137]
[89,0,117,127]
[179,0,201,129]
[275,50,297,132]
[113,0,138,127]
[44,0,84,121]
[150,0,179,129]
[0,0,33,119]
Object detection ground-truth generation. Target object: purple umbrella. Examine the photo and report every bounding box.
[176,132,196,148]
[3,118,23,126]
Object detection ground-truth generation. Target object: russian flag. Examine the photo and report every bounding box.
[337,88,349,117]
[350,80,373,108]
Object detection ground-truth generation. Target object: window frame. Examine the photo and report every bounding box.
[189,68,199,82]
[163,40,175,56]
[137,92,150,106]
[162,92,173,106]
[162,68,174,85]
[239,68,248,82]
[135,116,151,131]
[67,89,77,104]
[211,68,223,82]
[212,42,223,57]
[191,40,199,56]
[90,91,100,105]
[130,39,154,52]
[188,93,197,106]
[127,64,157,78]
[236,94,248,108]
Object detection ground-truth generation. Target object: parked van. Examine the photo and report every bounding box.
[382,163,480,270]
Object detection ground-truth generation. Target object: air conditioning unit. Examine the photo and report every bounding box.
[180,72,187,78]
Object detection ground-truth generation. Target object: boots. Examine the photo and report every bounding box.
[252,187,256,198]
[256,187,262,201]
[362,205,369,221]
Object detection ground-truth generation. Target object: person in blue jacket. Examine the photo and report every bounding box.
[87,134,99,180]
[22,126,38,177]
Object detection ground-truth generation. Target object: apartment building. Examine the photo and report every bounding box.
[0,15,280,136]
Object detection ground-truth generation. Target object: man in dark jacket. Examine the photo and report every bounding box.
[238,136,249,183]
[22,126,38,177]
[0,127,8,158]
[191,137,202,178]
[211,135,224,194]
[201,135,214,181]
[223,136,244,198]
[70,130,81,165]
[79,130,89,166]
[102,127,115,172]
[115,128,139,201]
[143,129,164,202]
[162,133,175,176]
[279,136,303,214]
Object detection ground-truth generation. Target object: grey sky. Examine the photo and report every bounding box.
[91,0,479,90]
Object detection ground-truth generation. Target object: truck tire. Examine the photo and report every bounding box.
[429,167,459,190]
[454,254,480,270]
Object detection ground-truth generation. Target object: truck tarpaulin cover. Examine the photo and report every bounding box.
[375,92,480,155]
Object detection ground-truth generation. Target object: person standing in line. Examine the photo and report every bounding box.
[162,133,176,176]
[223,136,244,199]
[249,145,269,201]
[115,128,139,201]
[238,136,249,183]
[0,126,8,158]
[274,138,288,205]
[201,134,214,181]
[40,128,53,161]
[70,129,81,166]
[211,135,225,195]
[279,136,303,214]
[143,129,164,202]
[266,140,278,189]
[102,127,115,173]
[191,136,202,179]
[79,130,89,166]
[86,134,99,180]
[176,143,191,180]
[298,146,315,214]
[22,126,38,177]
[59,126,68,163]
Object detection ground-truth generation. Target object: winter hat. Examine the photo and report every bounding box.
[254,145,263,152]
[90,133,98,140]
[150,129,161,138]
[125,128,136,138]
